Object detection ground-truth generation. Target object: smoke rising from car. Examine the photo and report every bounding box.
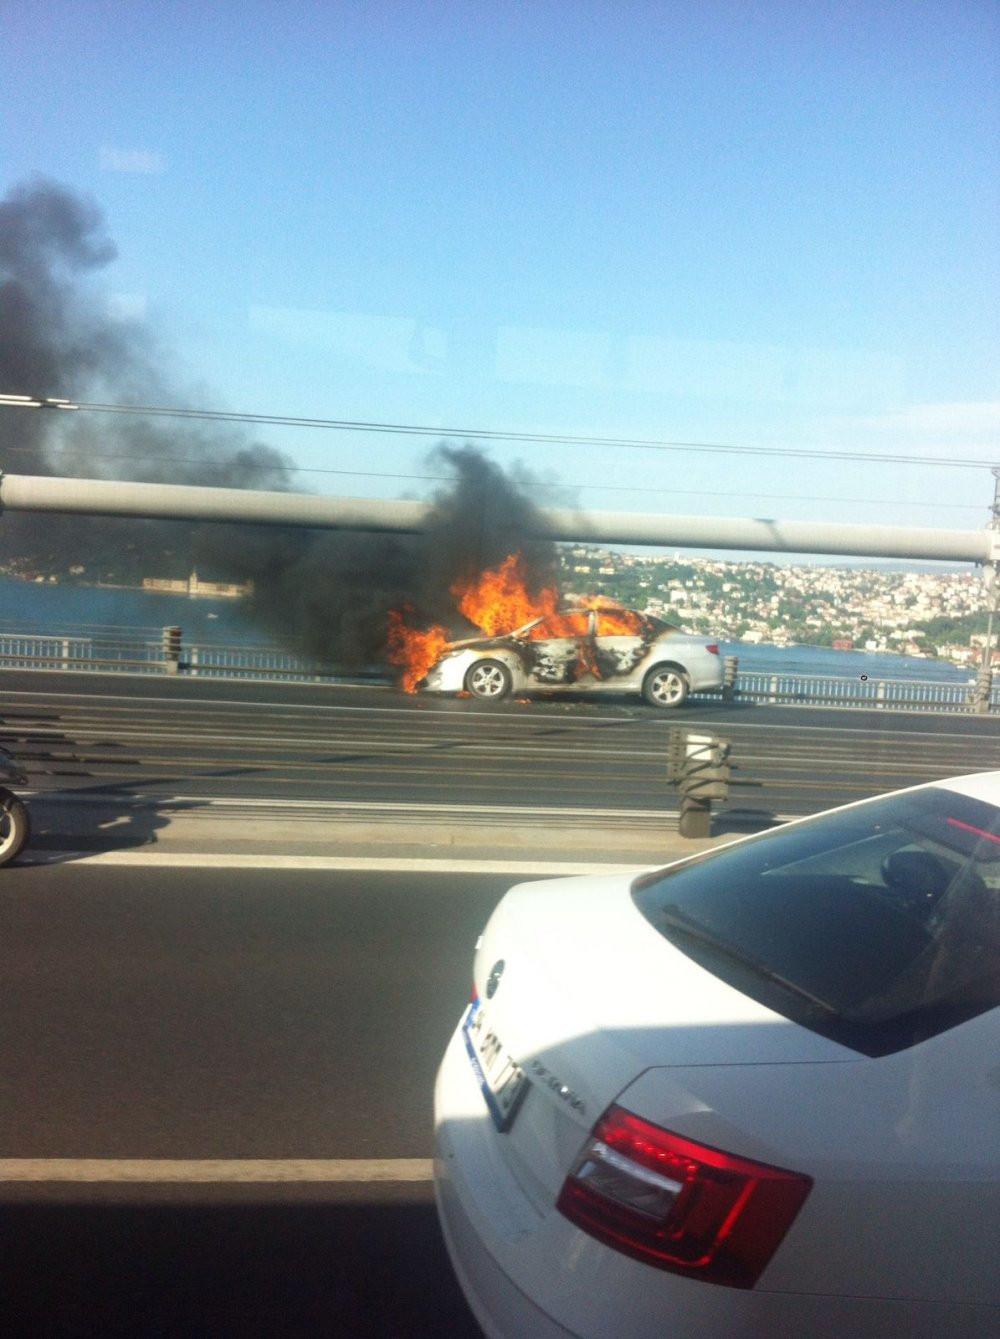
[0,178,563,664]
[197,444,562,667]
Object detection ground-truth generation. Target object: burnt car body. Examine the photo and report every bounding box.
[418,607,724,706]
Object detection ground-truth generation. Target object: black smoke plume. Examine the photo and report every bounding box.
[198,444,561,666]
[0,178,562,663]
[0,177,295,580]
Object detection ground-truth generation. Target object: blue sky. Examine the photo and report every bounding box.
[3,0,999,545]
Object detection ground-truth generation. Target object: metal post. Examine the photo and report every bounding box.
[679,791,713,838]
[162,626,182,674]
[671,730,731,838]
[975,575,997,713]
[722,655,739,702]
[973,468,1000,714]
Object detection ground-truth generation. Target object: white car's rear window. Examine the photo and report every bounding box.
[633,788,1000,1056]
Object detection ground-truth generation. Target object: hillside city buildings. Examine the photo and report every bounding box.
[558,548,994,665]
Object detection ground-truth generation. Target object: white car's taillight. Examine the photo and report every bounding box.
[557,1106,812,1289]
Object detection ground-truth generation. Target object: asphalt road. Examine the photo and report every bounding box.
[3,675,998,1336]
[4,673,999,856]
[3,863,517,1337]
[7,1198,481,1338]
[3,866,506,1158]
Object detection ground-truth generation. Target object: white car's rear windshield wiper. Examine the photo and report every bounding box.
[658,905,840,1016]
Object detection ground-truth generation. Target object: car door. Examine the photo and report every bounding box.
[592,607,658,683]
[520,611,593,686]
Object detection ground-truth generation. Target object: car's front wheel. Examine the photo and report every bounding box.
[642,664,689,708]
[0,788,30,867]
[465,659,513,701]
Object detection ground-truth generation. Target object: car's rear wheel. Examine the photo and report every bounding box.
[642,664,689,708]
[465,659,513,701]
[0,789,30,867]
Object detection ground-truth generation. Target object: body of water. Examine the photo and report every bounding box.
[0,576,257,642]
[0,575,976,682]
[717,641,972,684]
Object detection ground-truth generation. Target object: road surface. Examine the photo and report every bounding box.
[3,862,522,1337]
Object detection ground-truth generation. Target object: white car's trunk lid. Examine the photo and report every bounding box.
[467,873,853,1211]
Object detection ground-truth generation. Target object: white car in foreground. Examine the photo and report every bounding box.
[418,607,723,706]
[434,774,1000,1338]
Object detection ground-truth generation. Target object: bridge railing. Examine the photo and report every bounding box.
[0,627,994,711]
[726,670,995,711]
[0,628,329,679]
[0,629,168,674]
[185,642,341,682]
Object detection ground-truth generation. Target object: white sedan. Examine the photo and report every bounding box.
[434,773,1000,1338]
[419,607,723,706]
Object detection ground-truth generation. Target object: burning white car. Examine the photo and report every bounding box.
[418,605,724,706]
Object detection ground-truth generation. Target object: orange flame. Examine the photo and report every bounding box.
[387,554,563,693]
[386,608,451,693]
[589,605,644,636]
[451,554,559,636]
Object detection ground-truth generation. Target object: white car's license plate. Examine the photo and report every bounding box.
[462,999,529,1132]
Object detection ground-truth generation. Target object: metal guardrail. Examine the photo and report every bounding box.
[0,633,167,673]
[185,643,340,682]
[0,630,332,680]
[0,629,995,711]
[727,670,997,712]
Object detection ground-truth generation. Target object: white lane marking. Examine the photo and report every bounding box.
[1,687,630,724]
[31,686,984,733]
[11,728,682,760]
[19,851,657,874]
[8,689,994,742]
[686,716,995,738]
[35,793,699,819]
[0,1158,433,1184]
[21,727,984,772]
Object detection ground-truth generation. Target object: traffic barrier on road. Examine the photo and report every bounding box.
[721,654,739,702]
[668,728,732,838]
[161,626,182,673]
[973,663,995,715]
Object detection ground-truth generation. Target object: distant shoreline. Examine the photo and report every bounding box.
[1,574,248,599]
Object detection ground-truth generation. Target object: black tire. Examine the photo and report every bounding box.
[465,659,514,701]
[642,664,689,708]
[0,789,30,867]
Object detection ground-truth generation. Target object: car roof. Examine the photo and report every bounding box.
[505,608,595,635]
[501,607,684,638]
[930,771,1000,804]
[515,603,651,624]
